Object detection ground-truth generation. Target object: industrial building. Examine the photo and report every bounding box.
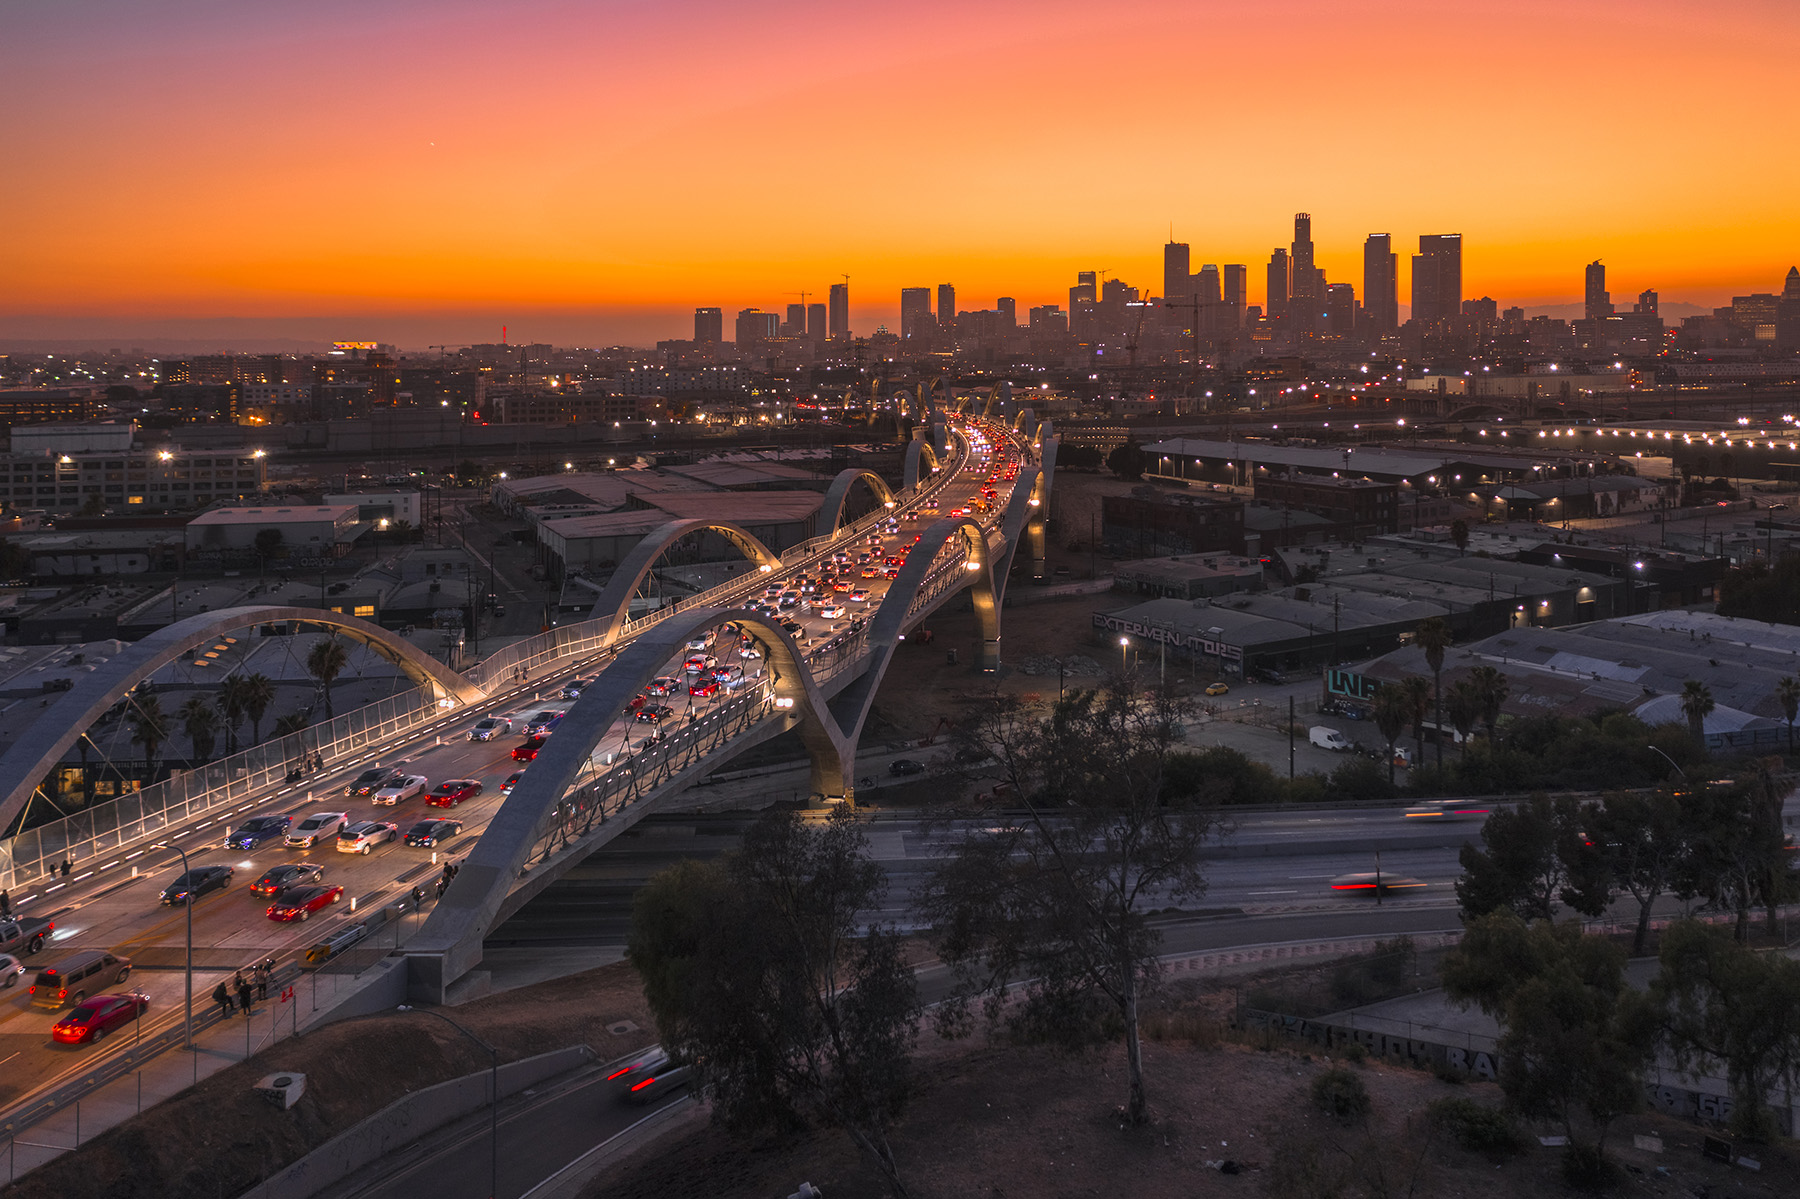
[1354,610,1800,753]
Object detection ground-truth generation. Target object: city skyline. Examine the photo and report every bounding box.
[4,0,1798,347]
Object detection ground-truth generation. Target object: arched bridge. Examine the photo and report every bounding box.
[0,415,1054,1007]
[405,414,1055,999]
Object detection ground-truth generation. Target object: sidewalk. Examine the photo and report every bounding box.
[3,959,396,1185]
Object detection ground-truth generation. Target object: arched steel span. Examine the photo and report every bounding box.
[0,606,482,839]
[816,468,896,534]
[585,518,783,637]
[406,605,848,996]
[903,437,940,492]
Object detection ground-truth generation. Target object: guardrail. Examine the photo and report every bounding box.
[0,689,435,894]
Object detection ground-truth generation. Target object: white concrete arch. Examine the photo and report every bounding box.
[817,468,897,534]
[405,604,847,996]
[903,437,941,492]
[0,606,481,837]
[586,519,783,638]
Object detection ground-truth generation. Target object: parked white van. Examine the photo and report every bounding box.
[1309,726,1353,752]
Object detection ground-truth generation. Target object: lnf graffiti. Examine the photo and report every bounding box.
[1241,1008,1789,1135]
[1091,613,1245,662]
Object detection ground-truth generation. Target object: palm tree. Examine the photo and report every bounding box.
[1400,675,1431,767]
[1778,676,1800,752]
[178,696,221,763]
[128,691,168,779]
[241,672,276,744]
[272,712,310,739]
[219,674,250,754]
[1680,679,1715,749]
[1373,685,1412,786]
[1450,519,1470,556]
[1415,616,1453,769]
[1467,665,1509,742]
[306,636,350,719]
[1446,680,1482,754]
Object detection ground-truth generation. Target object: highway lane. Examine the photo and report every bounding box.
[0,417,1022,1111]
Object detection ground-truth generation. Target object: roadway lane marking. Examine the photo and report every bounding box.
[1248,889,1298,895]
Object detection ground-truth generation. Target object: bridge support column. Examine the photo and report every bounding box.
[794,710,857,808]
[1028,514,1046,580]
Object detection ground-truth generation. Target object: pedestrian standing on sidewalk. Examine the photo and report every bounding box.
[0,888,10,917]
[236,973,254,1016]
[60,859,71,878]
[213,981,234,1018]
[254,962,269,1000]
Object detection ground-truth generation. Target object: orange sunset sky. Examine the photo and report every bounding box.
[3,0,1797,347]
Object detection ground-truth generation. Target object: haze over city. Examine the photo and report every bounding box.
[5,0,1799,347]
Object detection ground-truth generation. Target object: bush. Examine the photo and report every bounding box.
[1426,1098,1525,1157]
[1310,1066,1371,1122]
[1341,1040,1368,1064]
[1324,756,1396,803]
[1560,1141,1619,1191]
[1328,937,1416,1007]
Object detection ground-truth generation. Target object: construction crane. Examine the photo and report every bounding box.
[1161,298,1207,411]
[1125,307,1148,368]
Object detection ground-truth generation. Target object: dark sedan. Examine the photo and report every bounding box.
[344,766,403,798]
[51,992,149,1045]
[225,815,291,850]
[888,759,926,777]
[159,865,233,906]
[251,863,325,898]
[404,818,464,848]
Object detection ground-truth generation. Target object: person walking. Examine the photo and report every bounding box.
[0,888,10,917]
[213,981,234,1019]
[236,973,254,1016]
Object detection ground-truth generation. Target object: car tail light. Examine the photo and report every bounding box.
[606,1065,633,1080]
[630,1077,657,1092]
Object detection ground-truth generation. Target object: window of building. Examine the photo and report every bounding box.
[353,604,376,618]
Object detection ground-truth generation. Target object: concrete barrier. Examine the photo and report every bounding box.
[237,1044,597,1199]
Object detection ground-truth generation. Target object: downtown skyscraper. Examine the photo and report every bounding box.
[1362,235,1398,334]
[1411,234,1463,324]
[828,282,849,340]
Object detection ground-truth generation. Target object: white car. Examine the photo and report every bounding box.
[0,952,22,988]
[848,589,870,603]
[684,654,717,675]
[466,715,512,741]
[287,812,349,848]
[738,641,763,660]
[818,605,845,619]
[336,820,399,854]
[372,774,427,805]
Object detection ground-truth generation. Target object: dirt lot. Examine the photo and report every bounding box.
[865,594,1129,742]
[5,962,660,1199]
[588,1018,1800,1199]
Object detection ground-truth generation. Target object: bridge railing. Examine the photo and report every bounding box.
[0,688,434,894]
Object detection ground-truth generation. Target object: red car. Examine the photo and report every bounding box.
[511,739,544,763]
[266,883,344,921]
[428,779,484,807]
[52,992,149,1044]
[688,680,720,698]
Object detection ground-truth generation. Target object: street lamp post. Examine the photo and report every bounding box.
[397,1005,499,1199]
[1119,635,1129,675]
[150,842,194,1052]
